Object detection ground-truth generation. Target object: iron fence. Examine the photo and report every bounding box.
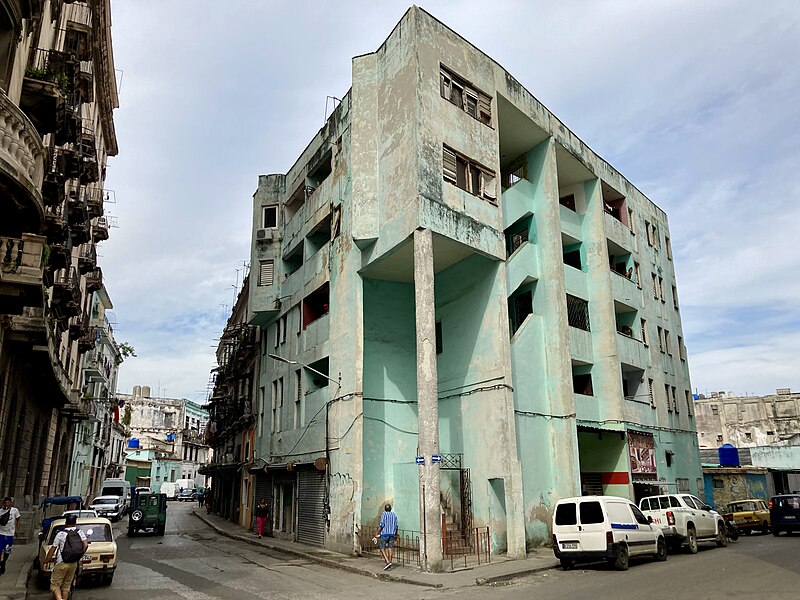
[358,526,420,567]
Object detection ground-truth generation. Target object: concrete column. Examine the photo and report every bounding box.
[414,228,442,573]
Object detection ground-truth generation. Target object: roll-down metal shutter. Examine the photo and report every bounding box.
[297,468,326,546]
[254,473,272,509]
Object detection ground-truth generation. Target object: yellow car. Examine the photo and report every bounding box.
[37,517,117,586]
[725,499,770,534]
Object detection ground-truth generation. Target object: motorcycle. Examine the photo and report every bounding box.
[723,513,740,541]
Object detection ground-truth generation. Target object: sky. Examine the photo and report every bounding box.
[101,0,800,403]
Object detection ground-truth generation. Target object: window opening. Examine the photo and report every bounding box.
[572,372,594,396]
[440,65,492,126]
[258,260,274,286]
[509,289,533,335]
[435,320,443,354]
[559,194,577,211]
[563,246,582,270]
[262,205,278,229]
[501,158,526,190]
[443,145,496,202]
[302,282,330,329]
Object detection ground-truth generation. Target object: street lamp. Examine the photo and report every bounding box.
[267,354,340,388]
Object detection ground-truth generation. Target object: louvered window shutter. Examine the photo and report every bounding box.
[443,147,457,182]
[259,260,274,286]
[478,93,492,124]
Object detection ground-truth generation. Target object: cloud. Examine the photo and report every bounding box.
[103,0,800,400]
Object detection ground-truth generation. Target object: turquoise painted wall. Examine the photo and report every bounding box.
[362,278,420,529]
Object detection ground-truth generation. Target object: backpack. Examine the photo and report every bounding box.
[61,530,84,563]
[0,510,10,527]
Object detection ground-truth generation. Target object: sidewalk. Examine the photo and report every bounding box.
[0,541,37,600]
[193,509,558,589]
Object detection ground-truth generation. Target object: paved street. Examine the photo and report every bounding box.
[26,503,800,599]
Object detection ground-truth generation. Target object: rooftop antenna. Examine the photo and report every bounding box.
[324,96,341,122]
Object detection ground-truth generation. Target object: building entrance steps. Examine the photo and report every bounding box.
[192,509,559,589]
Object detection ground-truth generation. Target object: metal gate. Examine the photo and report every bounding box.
[254,473,272,509]
[297,467,326,546]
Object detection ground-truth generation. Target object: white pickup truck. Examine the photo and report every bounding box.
[639,494,727,553]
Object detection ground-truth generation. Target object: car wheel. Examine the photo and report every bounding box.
[716,522,728,547]
[686,526,698,554]
[613,544,629,571]
[131,509,143,522]
[654,538,668,561]
[560,558,574,571]
[772,528,781,537]
[762,521,770,534]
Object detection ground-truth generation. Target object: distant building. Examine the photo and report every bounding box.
[695,389,800,494]
[119,386,209,487]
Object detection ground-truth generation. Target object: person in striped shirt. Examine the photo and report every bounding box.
[376,503,398,570]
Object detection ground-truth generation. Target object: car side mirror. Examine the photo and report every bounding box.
[704,504,712,511]
[647,516,653,523]
[37,532,43,541]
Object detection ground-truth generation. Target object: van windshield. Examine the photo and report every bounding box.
[102,487,123,497]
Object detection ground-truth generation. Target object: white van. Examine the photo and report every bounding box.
[552,495,667,571]
[99,478,132,515]
[160,482,179,500]
[175,478,196,491]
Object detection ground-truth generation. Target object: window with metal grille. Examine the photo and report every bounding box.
[566,294,590,331]
[294,370,302,428]
[648,378,655,407]
[258,259,274,286]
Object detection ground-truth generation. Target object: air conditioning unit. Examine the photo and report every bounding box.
[256,228,274,242]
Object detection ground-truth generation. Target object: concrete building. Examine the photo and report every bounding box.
[0,0,119,541]
[119,386,209,487]
[696,389,800,494]
[243,7,699,566]
[205,275,261,528]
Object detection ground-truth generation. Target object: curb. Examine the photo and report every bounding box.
[476,562,559,585]
[191,511,442,589]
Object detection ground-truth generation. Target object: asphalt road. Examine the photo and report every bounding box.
[26,503,800,600]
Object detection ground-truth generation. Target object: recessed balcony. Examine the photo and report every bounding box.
[47,237,73,272]
[45,202,69,243]
[85,267,103,292]
[51,267,81,319]
[92,217,109,243]
[77,244,96,274]
[0,234,46,315]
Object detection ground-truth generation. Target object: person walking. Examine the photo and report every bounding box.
[375,503,398,570]
[0,496,20,575]
[254,498,269,539]
[196,487,205,509]
[44,513,88,600]
[204,486,213,514]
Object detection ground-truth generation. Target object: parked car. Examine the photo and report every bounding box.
[135,487,152,494]
[37,517,117,586]
[639,494,727,552]
[553,495,667,571]
[177,488,197,502]
[770,494,800,536]
[724,499,770,534]
[128,493,167,536]
[89,496,125,522]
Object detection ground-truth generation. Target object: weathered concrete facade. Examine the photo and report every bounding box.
[246,7,700,560]
[0,0,120,542]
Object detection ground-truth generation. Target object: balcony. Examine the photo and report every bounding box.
[92,217,109,243]
[616,331,648,371]
[42,165,66,207]
[77,243,96,274]
[559,204,583,241]
[84,187,104,219]
[604,211,634,253]
[77,61,94,103]
[51,267,81,319]
[569,327,593,363]
[47,236,73,272]
[0,91,46,212]
[58,146,81,179]
[506,241,539,296]
[55,105,81,146]
[44,201,68,242]
[68,313,90,341]
[0,234,46,314]
[77,328,96,353]
[609,269,641,309]
[85,267,103,292]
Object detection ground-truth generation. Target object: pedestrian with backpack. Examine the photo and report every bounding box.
[44,514,88,600]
